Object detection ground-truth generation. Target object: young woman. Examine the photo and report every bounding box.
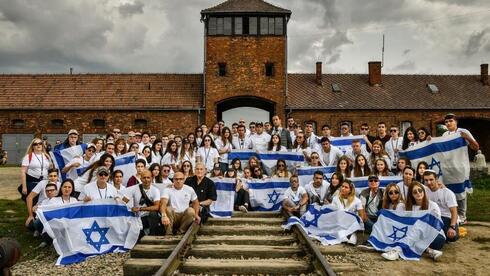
[373,158,393,177]
[197,134,220,172]
[187,133,198,153]
[180,160,194,181]
[141,145,152,166]
[417,127,431,142]
[149,163,163,184]
[49,179,78,206]
[382,181,445,261]
[251,166,266,179]
[230,158,243,178]
[292,132,311,162]
[273,159,291,178]
[150,139,164,165]
[216,127,233,172]
[308,152,322,167]
[242,167,253,180]
[382,183,405,211]
[248,156,261,170]
[224,168,237,178]
[397,166,415,200]
[129,143,139,155]
[91,137,105,158]
[324,172,343,204]
[352,154,371,177]
[268,134,287,152]
[111,170,127,199]
[179,138,196,170]
[209,123,221,141]
[20,138,52,200]
[105,133,115,145]
[369,140,390,171]
[331,179,367,245]
[402,127,419,150]
[194,127,204,147]
[395,157,412,176]
[415,161,429,182]
[161,140,179,176]
[210,163,223,178]
[335,156,352,179]
[74,153,115,192]
[114,138,127,156]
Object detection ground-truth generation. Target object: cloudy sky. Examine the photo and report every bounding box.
[0,0,489,74]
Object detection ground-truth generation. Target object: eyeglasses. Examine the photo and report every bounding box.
[390,129,398,132]
[45,189,56,192]
[98,172,109,177]
[87,149,95,153]
[412,188,424,194]
[388,190,400,195]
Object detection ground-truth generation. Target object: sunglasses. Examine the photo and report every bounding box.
[412,188,424,194]
[390,129,398,132]
[277,164,285,167]
[361,127,369,130]
[98,172,109,177]
[87,149,95,153]
[388,190,400,195]
[33,142,43,146]
[162,169,170,172]
[368,179,379,182]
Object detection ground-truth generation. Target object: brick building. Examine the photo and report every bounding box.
[1,0,489,163]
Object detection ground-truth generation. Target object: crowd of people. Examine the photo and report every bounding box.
[19,113,478,261]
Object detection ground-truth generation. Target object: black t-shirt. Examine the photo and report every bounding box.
[375,135,391,146]
[185,176,217,203]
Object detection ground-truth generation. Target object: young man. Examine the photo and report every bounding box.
[442,113,479,224]
[271,115,292,149]
[424,170,459,242]
[304,171,330,205]
[139,132,152,152]
[25,168,60,220]
[185,163,217,223]
[318,137,343,167]
[304,121,318,150]
[282,175,308,217]
[359,175,384,233]
[248,122,257,137]
[286,116,296,141]
[127,159,147,187]
[105,142,116,157]
[384,125,403,171]
[124,170,161,236]
[345,139,369,164]
[113,128,122,140]
[264,121,272,134]
[54,129,81,151]
[375,122,391,145]
[250,122,271,152]
[80,167,119,201]
[232,125,252,150]
[339,122,353,137]
[319,124,334,141]
[160,172,200,235]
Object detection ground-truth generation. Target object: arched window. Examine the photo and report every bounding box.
[11,119,25,128]
[51,119,64,128]
[93,119,106,128]
[134,119,148,128]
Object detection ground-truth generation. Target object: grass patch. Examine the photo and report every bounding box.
[472,175,490,189]
[467,188,490,222]
[0,199,50,259]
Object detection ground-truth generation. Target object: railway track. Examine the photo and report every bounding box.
[124,211,360,275]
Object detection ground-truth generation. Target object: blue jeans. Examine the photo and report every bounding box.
[364,216,378,234]
[442,216,459,242]
[429,234,446,250]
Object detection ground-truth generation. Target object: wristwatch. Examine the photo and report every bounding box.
[450,225,456,230]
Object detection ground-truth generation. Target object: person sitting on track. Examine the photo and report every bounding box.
[282,175,308,217]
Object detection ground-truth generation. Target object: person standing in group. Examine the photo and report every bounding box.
[375,122,391,145]
[268,134,287,152]
[303,121,318,150]
[114,138,127,156]
[54,129,81,151]
[384,125,403,171]
[127,159,147,187]
[401,127,419,150]
[150,139,164,165]
[185,163,217,223]
[339,122,353,137]
[215,127,233,172]
[179,138,196,169]
[271,115,292,149]
[359,123,376,151]
[317,137,343,167]
[20,138,52,202]
[250,122,271,152]
[359,175,384,233]
[232,125,251,150]
[161,140,179,177]
[196,135,219,172]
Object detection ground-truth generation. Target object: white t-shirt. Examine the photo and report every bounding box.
[22,153,50,179]
[304,180,330,202]
[250,132,271,152]
[125,184,160,217]
[410,200,441,218]
[47,196,78,206]
[427,187,457,218]
[443,128,475,140]
[283,186,307,205]
[332,196,363,213]
[232,136,252,150]
[197,147,220,171]
[305,133,318,150]
[151,152,163,165]
[152,182,173,197]
[162,185,197,213]
[79,182,119,200]
[384,137,403,169]
[64,155,95,181]
[31,180,61,203]
[388,202,406,211]
[215,137,233,163]
[74,169,97,192]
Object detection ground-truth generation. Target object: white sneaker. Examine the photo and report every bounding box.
[381,249,400,261]
[239,205,248,213]
[37,241,48,248]
[427,248,443,260]
[347,233,357,245]
[33,230,40,237]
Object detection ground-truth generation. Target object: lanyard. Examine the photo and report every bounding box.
[204,147,211,164]
[97,186,108,199]
[34,153,44,173]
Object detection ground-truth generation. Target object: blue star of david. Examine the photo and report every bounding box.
[82,221,110,252]
[388,225,408,242]
[323,174,331,183]
[267,190,281,204]
[301,211,322,227]
[428,157,443,177]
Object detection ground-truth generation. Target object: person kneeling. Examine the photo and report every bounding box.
[282,175,308,217]
[160,172,200,235]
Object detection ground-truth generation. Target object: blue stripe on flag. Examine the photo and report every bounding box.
[379,209,444,231]
[258,153,305,161]
[247,181,290,189]
[43,204,134,222]
[228,151,257,160]
[115,155,136,166]
[400,137,467,160]
[59,245,128,265]
[215,181,236,191]
[446,180,472,194]
[52,150,68,180]
[254,202,283,211]
[297,166,336,175]
[368,236,420,259]
[210,211,233,217]
[306,204,362,224]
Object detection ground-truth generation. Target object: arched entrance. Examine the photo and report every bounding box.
[217,96,276,126]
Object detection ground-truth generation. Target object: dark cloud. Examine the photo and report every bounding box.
[403,49,411,56]
[464,29,489,56]
[392,60,416,71]
[119,1,144,17]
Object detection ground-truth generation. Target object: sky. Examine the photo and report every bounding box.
[0,0,489,75]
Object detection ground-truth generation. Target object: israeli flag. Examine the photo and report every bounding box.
[330,135,366,154]
[210,178,236,218]
[51,144,88,180]
[36,199,141,265]
[350,176,402,195]
[283,204,364,245]
[258,151,305,175]
[247,178,289,211]
[399,133,471,198]
[297,166,336,187]
[114,152,137,187]
[227,150,257,168]
[368,209,444,261]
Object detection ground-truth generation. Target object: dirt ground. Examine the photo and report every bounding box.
[0,166,21,200]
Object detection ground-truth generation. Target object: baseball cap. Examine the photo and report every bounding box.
[97,166,110,175]
[368,175,379,181]
[86,143,96,150]
[68,129,79,136]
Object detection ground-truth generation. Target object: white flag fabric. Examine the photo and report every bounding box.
[210,178,236,218]
[399,133,471,198]
[330,135,366,154]
[36,199,141,265]
[296,166,336,187]
[114,152,137,187]
[228,150,305,175]
[247,178,289,211]
[51,144,87,181]
[283,204,364,245]
[368,209,444,260]
[350,176,402,196]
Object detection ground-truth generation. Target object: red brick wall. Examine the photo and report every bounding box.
[204,36,287,125]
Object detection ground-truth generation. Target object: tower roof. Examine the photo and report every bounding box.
[201,0,291,15]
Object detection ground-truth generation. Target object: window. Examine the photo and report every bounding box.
[249,17,257,35]
[427,83,439,93]
[208,17,217,35]
[51,119,64,128]
[134,119,148,128]
[331,83,342,92]
[260,17,268,34]
[260,17,284,35]
[400,121,412,135]
[265,63,274,77]
[223,17,232,35]
[11,119,25,128]
[218,63,227,77]
[274,17,284,35]
[217,17,224,34]
[234,17,243,35]
[93,119,106,128]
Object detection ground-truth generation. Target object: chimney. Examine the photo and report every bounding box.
[69,67,73,75]
[368,61,382,86]
[316,61,322,85]
[481,63,489,85]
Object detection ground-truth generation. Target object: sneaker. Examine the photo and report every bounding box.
[239,205,248,213]
[381,249,400,261]
[33,230,40,237]
[37,241,48,248]
[427,248,443,260]
[358,241,375,251]
[347,233,357,245]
